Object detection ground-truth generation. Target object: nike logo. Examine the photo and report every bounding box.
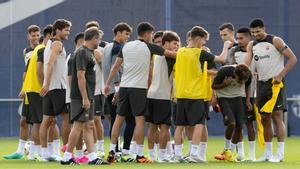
[0,0,65,30]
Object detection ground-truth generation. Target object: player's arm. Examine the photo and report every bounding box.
[22,48,26,64]
[212,68,233,89]
[208,69,217,76]
[76,50,91,110]
[148,55,154,88]
[77,71,87,100]
[20,61,30,98]
[104,54,123,96]
[20,49,29,98]
[147,43,176,58]
[77,62,91,111]
[94,49,102,64]
[201,51,218,76]
[245,74,253,111]
[36,63,44,84]
[273,37,297,83]
[22,58,30,81]
[245,41,254,66]
[67,58,73,88]
[36,49,44,84]
[40,41,62,96]
[213,40,232,64]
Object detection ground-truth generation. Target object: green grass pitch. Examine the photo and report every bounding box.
[0,137,300,169]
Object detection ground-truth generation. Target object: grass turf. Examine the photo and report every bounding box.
[0,137,300,169]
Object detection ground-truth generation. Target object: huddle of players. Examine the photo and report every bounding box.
[3,18,297,165]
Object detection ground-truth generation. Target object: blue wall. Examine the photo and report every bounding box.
[0,0,299,137]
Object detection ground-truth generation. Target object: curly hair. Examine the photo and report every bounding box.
[234,64,251,83]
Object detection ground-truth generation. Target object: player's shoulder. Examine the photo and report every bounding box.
[24,47,33,54]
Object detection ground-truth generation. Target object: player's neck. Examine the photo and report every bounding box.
[53,35,62,41]
[30,43,37,49]
[188,41,202,48]
[137,36,149,43]
[113,37,123,44]
[230,37,236,43]
[261,33,268,40]
[84,42,95,50]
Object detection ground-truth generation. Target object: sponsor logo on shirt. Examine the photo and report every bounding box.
[254,55,270,61]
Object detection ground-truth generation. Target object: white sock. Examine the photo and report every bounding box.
[28,144,36,157]
[225,139,231,150]
[237,142,245,157]
[166,141,173,155]
[190,144,199,156]
[87,152,97,161]
[41,147,49,158]
[16,139,26,154]
[265,142,273,158]
[130,141,136,154]
[277,142,284,159]
[28,142,35,156]
[37,145,41,155]
[53,139,60,156]
[154,143,159,154]
[109,143,116,152]
[97,140,104,152]
[137,144,144,157]
[148,149,155,160]
[47,142,54,155]
[76,149,84,158]
[199,142,207,161]
[174,144,183,157]
[231,143,237,153]
[159,149,167,160]
[62,151,72,162]
[248,141,256,159]
[187,141,192,154]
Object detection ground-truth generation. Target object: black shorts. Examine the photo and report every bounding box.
[257,79,287,113]
[242,97,256,122]
[66,103,71,114]
[171,101,177,126]
[204,101,210,121]
[146,99,171,125]
[66,103,74,124]
[103,93,116,116]
[27,92,43,124]
[176,99,206,126]
[218,97,245,127]
[94,95,104,116]
[43,89,67,116]
[70,99,95,122]
[21,101,31,124]
[117,88,147,117]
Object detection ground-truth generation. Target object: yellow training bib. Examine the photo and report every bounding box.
[22,44,45,93]
[175,47,207,99]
